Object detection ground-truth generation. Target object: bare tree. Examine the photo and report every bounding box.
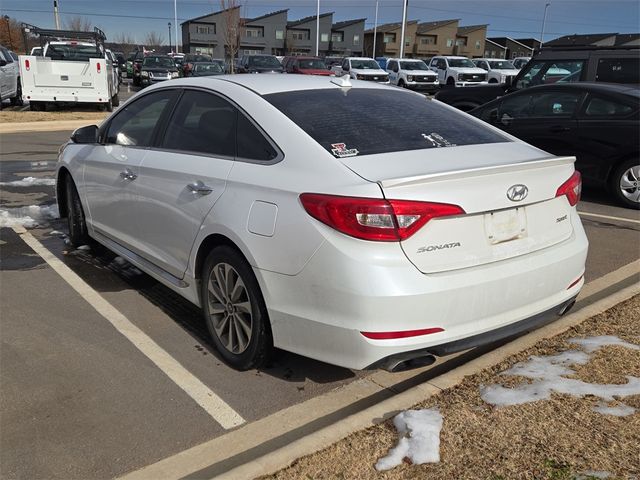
[0,16,25,52]
[144,31,164,50]
[113,32,136,51]
[219,0,243,73]
[65,16,92,32]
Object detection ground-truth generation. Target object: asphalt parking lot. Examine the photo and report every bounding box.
[1,124,639,479]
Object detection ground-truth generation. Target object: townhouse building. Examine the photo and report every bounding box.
[329,19,366,57]
[363,20,418,57]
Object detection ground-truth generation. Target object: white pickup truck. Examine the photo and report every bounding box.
[19,25,119,111]
[428,56,488,87]
[386,58,439,92]
[331,57,389,83]
[472,58,520,84]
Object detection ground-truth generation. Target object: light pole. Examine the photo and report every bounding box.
[3,15,12,51]
[372,0,378,58]
[399,0,408,58]
[174,0,178,53]
[540,2,551,48]
[168,22,172,53]
[315,0,320,56]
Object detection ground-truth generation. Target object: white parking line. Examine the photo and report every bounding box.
[578,211,640,225]
[12,227,245,430]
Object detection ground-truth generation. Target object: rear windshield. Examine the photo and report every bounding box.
[298,59,326,70]
[248,56,281,68]
[265,89,508,157]
[46,43,102,61]
[596,58,640,84]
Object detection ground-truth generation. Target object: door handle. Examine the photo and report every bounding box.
[187,181,213,195]
[120,168,137,181]
[549,125,570,133]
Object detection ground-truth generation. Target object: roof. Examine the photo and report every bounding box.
[288,12,334,28]
[485,39,507,50]
[614,33,640,45]
[417,19,459,34]
[180,6,239,25]
[457,24,488,36]
[545,33,617,47]
[365,20,418,34]
[145,73,394,96]
[487,37,534,51]
[332,18,366,31]
[246,9,288,24]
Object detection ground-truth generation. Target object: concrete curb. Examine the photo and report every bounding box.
[218,282,640,480]
[0,118,105,134]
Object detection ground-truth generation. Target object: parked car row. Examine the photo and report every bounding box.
[0,44,22,106]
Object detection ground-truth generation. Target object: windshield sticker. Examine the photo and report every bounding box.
[331,143,359,158]
[421,132,456,148]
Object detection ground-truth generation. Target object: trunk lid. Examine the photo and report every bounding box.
[340,143,577,273]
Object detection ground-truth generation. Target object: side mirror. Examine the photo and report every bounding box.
[343,65,349,71]
[504,76,514,88]
[71,125,99,144]
[500,113,514,127]
[488,109,498,124]
[0,59,7,67]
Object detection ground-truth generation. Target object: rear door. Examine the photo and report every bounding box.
[133,89,236,278]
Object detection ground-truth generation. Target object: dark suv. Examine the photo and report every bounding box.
[236,54,284,74]
[435,45,640,111]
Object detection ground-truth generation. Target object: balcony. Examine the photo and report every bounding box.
[189,32,218,43]
[240,36,267,47]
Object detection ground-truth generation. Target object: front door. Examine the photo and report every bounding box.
[82,89,178,252]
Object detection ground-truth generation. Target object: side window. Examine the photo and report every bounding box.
[596,58,640,84]
[517,60,585,89]
[529,91,582,117]
[439,59,448,69]
[106,90,176,146]
[498,94,532,120]
[388,61,396,71]
[583,95,634,117]
[236,113,278,161]
[342,59,349,70]
[162,90,237,157]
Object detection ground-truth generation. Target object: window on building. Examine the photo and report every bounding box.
[246,28,263,38]
[290,31,308,41]
[243,49,260,55]
[476,40,481,49]
[455,38,467,47]
[404,35,412,46]
[196,25,212,35]
[384,33,396,44]
[332,32,344,42]
[275,29,284,40]
[446,38,453,47]
[321,33,329,42]
[353,34,360,45]
[420,35,436,45]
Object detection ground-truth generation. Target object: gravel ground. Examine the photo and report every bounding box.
[266,295,640,480]
[0,111,107,123]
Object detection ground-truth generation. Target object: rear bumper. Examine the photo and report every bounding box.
[256,213,588,370]
[22,89,109,103]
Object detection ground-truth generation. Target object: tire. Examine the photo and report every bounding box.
[201,246,273,370]
[488,78,498,83]
[10,80,23,106]
[105,97,113,112]
[609,158,640,209]
[112,93,120,107]
[446,77,456,87]
[65,175,90,247]
[398,79,405,88]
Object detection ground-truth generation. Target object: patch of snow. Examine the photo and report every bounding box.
[0,176,56,187]
[49,230,63,235]
[576,471,611,479]
[0,204,59,228]
[480,336,640,415]
[375,408,443,471]
[593,402,636,417]
[77,245,91,251]
[568,335,640,353]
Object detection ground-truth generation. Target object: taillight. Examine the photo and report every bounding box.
[299,193,464,242]
[97,62,101,73]
[361,327,444,340]
[556,171,582,206]
[25,59,30,71]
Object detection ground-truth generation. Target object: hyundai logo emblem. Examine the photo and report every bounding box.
[507,184,529,202]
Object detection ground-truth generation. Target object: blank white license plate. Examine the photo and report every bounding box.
[485,208,527,244]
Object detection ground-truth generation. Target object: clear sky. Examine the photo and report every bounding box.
[2,0,638,46]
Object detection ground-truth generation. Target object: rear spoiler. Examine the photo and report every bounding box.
[379,156,575,189]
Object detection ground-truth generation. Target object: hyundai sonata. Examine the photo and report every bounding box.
[56,75,588,371]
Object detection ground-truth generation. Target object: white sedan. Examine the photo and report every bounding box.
[56,75,588,371]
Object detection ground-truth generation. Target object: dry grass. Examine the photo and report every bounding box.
[266,295,640,480]
[0,111,107,123]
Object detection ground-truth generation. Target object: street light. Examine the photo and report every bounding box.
[168,22,172,53]
[540,2,551,48]
[3,15,12,51]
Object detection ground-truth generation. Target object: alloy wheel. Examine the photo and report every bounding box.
[619,164,640,204]
[207,262,253,354]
